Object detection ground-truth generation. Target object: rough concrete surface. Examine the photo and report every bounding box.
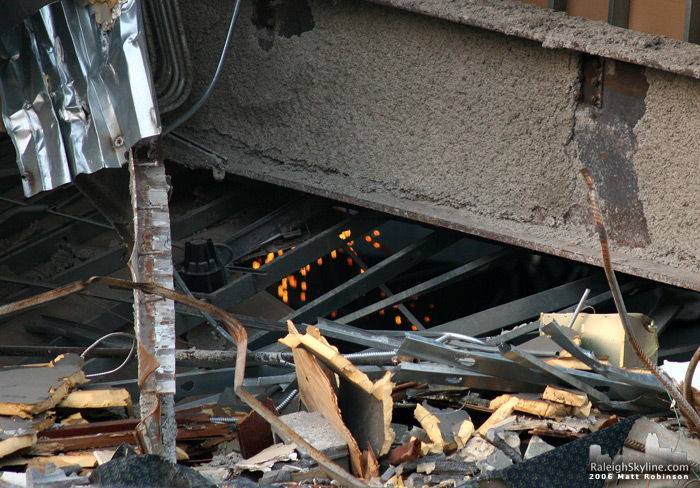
[363,0,700,80]
[174,0,700,290]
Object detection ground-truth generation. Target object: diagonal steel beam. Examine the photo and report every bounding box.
[285,230,460,323]
[340,242,425,330]
[431,273,608,337]
[337,247,513,324]
[223,194,326,261]
[205,211,387,308]
[500,343,611,404]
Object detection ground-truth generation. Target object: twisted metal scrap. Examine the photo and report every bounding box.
[0,276,367,488]
[581,168,700,434]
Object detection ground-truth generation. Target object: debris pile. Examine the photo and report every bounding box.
[0,171,698,488]
[0,353,234,480]
[185,317,699,488]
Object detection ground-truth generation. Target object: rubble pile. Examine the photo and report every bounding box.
[3,308,698,488]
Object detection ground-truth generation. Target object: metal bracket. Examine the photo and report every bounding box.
[581,55,605,108]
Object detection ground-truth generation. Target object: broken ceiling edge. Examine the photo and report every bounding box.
[364,0,700,81]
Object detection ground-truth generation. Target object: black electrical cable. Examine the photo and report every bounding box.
[162,0,243,135]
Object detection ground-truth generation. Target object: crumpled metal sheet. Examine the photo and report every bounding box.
[0,0,160,196]
[0,0,60,35]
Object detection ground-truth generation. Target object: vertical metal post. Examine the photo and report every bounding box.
[685,0,700,42]
[608,0,631,28]
[129,137,177,462]
[548,0,567,12]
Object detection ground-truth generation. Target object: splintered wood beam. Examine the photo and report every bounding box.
[280,324,396,457]
[281,322,364,477]
[129,138,177,461]
[58,389,133,410]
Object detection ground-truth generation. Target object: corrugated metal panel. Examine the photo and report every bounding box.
[0,0,160,196]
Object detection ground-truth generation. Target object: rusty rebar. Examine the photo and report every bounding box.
[684,347,700,410]
[581,168,700,434]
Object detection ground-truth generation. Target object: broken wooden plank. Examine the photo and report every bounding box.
[280,323,395,459]
[490,394,573,419]
[280,322,363,476]
[363,443,380,481]
[58,389,132,411]
[413,402,473,454]
[0,354,85,418]
[476,396,519,437]
[29,431,138,455]
[26,452,98,470]
[31,415,230,455]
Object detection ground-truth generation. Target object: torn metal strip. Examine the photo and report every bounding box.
[500,343,612,405]
[0,0,159,196]
[540,320,662,390]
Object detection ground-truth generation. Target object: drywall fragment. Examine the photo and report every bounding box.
[523,435,555,460]
[60,413,88,426]
[277,411,349,462]
[544,357,593,370]
[477,397,519,437]
[413,402,474,454]
[490,394,572,418]
[414,403,445,454]
[236,443,298,472]
[26,452,98,470]
[58,389,132,412]
[0,354,86,418]
[93,450,116,465]
[542,386,588,407]
[456,435,512,476]
[0,422,37,459]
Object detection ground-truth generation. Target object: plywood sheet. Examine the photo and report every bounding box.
[281,322,363,476]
